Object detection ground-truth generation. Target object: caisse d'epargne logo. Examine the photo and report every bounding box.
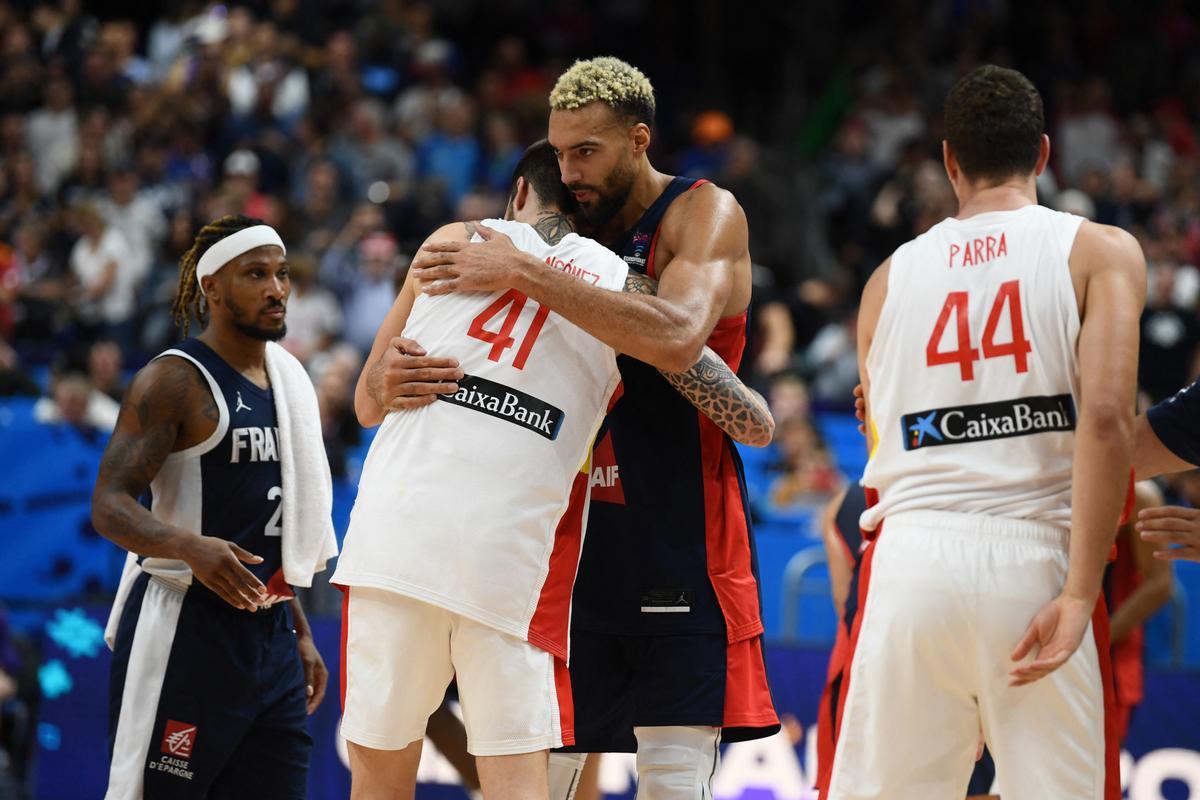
[902,394,1076,451]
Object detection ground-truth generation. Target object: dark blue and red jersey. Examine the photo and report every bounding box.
[572,177,763,645]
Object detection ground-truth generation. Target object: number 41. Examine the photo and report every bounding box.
[926,280,1032,381]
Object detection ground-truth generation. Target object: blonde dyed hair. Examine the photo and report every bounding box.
[549,57,655,124]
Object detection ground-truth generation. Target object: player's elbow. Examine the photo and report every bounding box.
[353,390,384,429]
[1146,570,1176,612]
[1078,399,1134,442]
[658,335,707,374]
[740,414,775,448]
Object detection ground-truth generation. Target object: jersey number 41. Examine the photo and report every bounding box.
[467,289,550,370]
[925,280,1032,381]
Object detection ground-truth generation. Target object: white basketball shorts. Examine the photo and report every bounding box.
[825,510,1118,800]
[340,586,574,756]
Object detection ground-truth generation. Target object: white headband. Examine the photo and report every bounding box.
[196,225,287,294]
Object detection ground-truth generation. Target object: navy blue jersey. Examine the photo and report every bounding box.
[1147,378,1200,467]
[573,177,763,643]
[144,338,285,588]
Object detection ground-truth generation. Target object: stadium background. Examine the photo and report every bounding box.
[0,0,1199,797]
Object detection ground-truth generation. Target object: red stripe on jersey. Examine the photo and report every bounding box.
[645,178,709,280]
[554,657,576,747]
[722,635,779,728]
[527,470,590,661]
[697,309,761,642]
[818,536,878,798]
[1092,595,1122,799]
[339,587,349,712]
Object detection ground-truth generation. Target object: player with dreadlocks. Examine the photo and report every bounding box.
[93,215,335,799]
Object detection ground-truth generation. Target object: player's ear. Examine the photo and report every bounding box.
[942,140,959,185]
[1034,134,1051,177]
[513,176,530,212]
[630,122,651,155]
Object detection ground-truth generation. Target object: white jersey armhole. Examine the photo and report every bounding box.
[152,350,230,461]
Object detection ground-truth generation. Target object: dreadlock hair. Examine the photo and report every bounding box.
[172,215,265,337]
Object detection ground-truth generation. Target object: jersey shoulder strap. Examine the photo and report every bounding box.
[613,176,708,276]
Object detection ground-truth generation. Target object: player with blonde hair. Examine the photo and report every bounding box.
[409,56,779,800]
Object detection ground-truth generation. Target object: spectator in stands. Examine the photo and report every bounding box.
[0,340,40,397]
[768,416,840,511]
[25,75,77,195]
[34,368,119,432]
[68,203,136,347]
[87,339,124,402]
[0,152,49,241]
[97,163,165,288]
[226,19,310,127]
[416,95,482,212]
[331,231,405,356]
[315,358,360,479]
[282,253,342,365]
[333,98,414,201]
[1139,262,1200,403]
[291,158,349,254]
[8,219,65,348]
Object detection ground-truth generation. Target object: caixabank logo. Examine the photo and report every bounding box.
[438,374,565,440]
[902,394,1076,451]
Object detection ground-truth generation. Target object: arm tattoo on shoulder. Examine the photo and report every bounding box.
[463,221,478,238]
[660,347,775,447]
[93,360,207,552]
[532,213,575,246]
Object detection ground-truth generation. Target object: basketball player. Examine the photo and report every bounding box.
[410,56,778,799]
[92,216,327,798]
[1131,379,1200,562]
[335,140,773,800]
[824,65,1146,799]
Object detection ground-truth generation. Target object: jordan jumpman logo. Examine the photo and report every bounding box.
[235,391,252,413]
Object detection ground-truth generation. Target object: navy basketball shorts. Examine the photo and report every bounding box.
[559,630,729,754]
[106,573,312,799]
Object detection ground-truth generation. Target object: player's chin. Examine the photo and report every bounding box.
[237,320,288,342]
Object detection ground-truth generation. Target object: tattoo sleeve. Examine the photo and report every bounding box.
[621,270,775,446]
[91,358,209,558]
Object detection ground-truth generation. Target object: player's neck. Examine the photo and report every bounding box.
[953,179,1038,220]
[198,325,268,377]
[599,162,674,243]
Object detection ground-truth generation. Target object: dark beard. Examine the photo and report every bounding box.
[577,163,635,227]
[235,320,287,341]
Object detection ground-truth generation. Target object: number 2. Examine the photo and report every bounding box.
[466,289,550,370]
[925,280,1032,381]
[265,486,282,537]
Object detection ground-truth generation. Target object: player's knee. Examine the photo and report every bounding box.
[547,752,588,800]
[634,727,718,800]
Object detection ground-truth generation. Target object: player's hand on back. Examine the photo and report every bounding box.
[412,223,530,295]
[1008,593,1095,686]
[1137,505,1200,562]
[181,536,268,611]
[367,336,463,411]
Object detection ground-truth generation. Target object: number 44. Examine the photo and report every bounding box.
[926,280,1031,381]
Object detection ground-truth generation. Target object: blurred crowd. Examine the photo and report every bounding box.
[1,0,1199,519]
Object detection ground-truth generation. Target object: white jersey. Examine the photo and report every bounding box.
[862,204,1085,531]
[332,218,628,659]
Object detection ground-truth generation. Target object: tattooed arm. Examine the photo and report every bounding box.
[625,271,775,447]
[92,357,268,610]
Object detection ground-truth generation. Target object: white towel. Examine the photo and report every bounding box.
[104,342,338,648]
[265,340,339,588]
